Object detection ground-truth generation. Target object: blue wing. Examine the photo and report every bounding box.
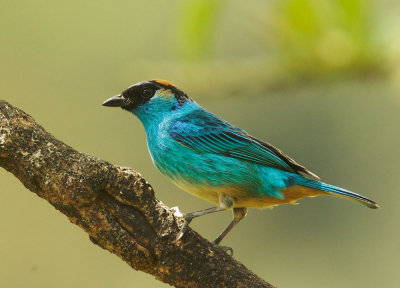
[168,109,319,178]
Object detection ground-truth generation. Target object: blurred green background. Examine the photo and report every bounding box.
[1,0,399,287]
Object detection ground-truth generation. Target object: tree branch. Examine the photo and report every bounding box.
[0,100,274,288]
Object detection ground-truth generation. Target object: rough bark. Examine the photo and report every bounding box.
[0,100,274,288]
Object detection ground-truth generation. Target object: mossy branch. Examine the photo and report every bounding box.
[0,100,274,288]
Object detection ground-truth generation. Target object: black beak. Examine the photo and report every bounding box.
[102,94,125,107]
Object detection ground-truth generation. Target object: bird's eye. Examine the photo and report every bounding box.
[142,88,153,98]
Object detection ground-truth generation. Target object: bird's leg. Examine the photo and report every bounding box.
[174,206,226,243]
[212,207,248,246]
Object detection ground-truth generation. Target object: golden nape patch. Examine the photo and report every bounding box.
[155,79,174,87]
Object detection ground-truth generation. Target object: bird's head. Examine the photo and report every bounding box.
[102,80,192,120]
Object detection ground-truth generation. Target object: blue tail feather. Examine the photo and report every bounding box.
[294,177,379,209]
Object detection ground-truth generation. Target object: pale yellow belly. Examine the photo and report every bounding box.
[171,180,327,209]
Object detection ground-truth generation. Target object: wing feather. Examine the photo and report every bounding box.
[168,109,319,178]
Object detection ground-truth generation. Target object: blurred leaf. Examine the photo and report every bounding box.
[284,0,320,35]
[265,0,378,74]
[179,0,224,59]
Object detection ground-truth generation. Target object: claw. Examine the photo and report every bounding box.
[213,243,234,256]
[173,213,193,243]
[173,227,185,243]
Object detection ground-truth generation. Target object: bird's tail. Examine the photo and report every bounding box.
[294,177,379,209]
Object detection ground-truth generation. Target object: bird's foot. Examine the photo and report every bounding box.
[171,207,193,243]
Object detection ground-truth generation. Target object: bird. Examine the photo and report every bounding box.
[102,79,379,246]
